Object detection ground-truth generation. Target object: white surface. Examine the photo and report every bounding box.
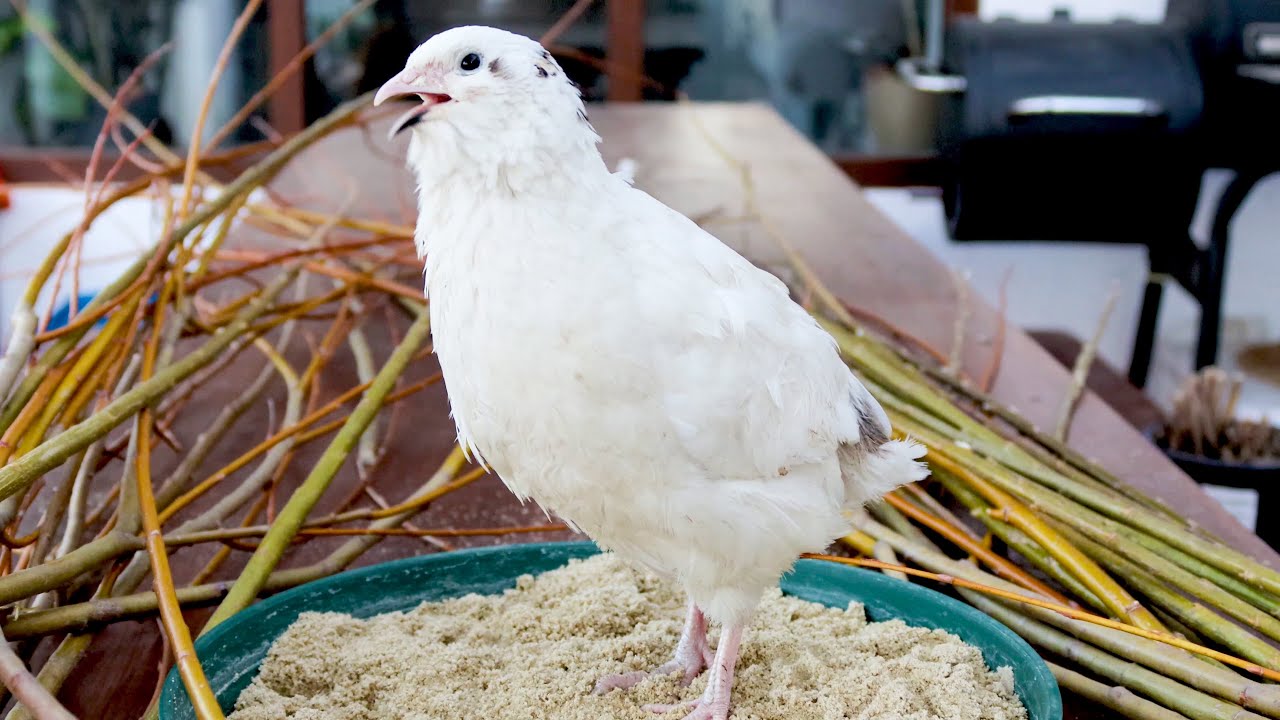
[1203,485,1261,531]
[162,0,242,147]
[0,187,162,342]
[0,185,263,344]
[980,0,1167,23]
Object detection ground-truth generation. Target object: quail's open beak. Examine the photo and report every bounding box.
[375,70,451,139]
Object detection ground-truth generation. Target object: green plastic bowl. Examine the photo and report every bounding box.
[160,541,1061,719]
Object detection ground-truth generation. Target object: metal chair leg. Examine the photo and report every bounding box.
[1129,275,1165,388]
[1196,170,1264,370]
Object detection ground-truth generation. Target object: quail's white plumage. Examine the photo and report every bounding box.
[376,26,927,720]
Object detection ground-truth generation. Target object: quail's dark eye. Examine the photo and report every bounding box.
[460,53,481,71]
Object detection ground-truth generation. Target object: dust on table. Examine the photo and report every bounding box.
[229,553,1028,720]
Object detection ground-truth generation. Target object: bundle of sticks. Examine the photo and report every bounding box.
[1162,368,1279,463]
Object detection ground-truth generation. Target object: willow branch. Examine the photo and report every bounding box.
[1053,289,1118,441]
[965,591,1265,720]
[0,626,76,720]
[0,261,302,503]
[849,520,1280,716]
[176,0,264,219]
[202,304,432,631]
[1048,663,1185,720]
[0,309,35,409]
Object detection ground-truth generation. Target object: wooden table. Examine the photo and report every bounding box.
[53,103,1278,719]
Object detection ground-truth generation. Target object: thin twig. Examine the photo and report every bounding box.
[344,297,379,479]
[135,277,224,718]
[539,0,596,45]
[980,268,1011,392]
[202,304,433,632]
[946,269,970,375]
[871,541,906,582]
[1053,288,1119,442]
[0,626,76,720]
[206,0,377,150]
[176,0,264,219]
[0,262,301,503]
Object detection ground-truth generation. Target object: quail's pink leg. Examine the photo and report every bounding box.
[643,622,743,720]
[594,601,714,693]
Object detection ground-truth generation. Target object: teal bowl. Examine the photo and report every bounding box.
[160,541,1061,719]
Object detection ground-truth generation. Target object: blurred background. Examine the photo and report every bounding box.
[0,0,1277,522]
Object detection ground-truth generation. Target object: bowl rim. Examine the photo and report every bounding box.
[160,541,1061,720]
[1142,422,1280,473]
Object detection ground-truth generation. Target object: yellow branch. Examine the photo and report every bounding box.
[811,552,1280,683]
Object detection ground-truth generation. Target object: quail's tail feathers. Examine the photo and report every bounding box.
[838,438,929,509]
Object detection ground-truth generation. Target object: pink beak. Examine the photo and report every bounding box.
[375,68,451,138]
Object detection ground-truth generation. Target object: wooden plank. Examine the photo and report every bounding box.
[606,0,646,101]
[267,0,307,134]
[833,153,948,188]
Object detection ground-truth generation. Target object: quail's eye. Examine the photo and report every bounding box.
[460,53,481,71]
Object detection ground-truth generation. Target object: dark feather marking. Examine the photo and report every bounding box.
[488,58,502,75]
[541,49,551,61]
[536,65,548,78]
[853,394,888,448]
[577,108,588,123]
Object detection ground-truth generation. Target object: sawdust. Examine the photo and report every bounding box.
[229,553,1027,720]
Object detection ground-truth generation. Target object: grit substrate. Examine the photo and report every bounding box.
[229,553,1027,720]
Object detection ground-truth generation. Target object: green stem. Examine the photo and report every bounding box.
[1048,662,1187,720]
[0,263,300,503]
[916,360,1184,520]
[965,592,1266,720]
[0,92,370,436]
[6,446,463,640]
[937,470,1106,614]
[201,305,432,632]
[929,429,1280,604]
[867,499,931,546]
[855,519,1280,718]
[1119,521,1280,619]
[1060,512,1280,642]
[0,532,137,606]
[1059,525,1280,670]
[1,631,84,720]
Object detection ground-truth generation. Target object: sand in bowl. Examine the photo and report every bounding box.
[229,553,1028,720]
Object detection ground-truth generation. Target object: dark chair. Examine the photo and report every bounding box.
[922,5,1280,388]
